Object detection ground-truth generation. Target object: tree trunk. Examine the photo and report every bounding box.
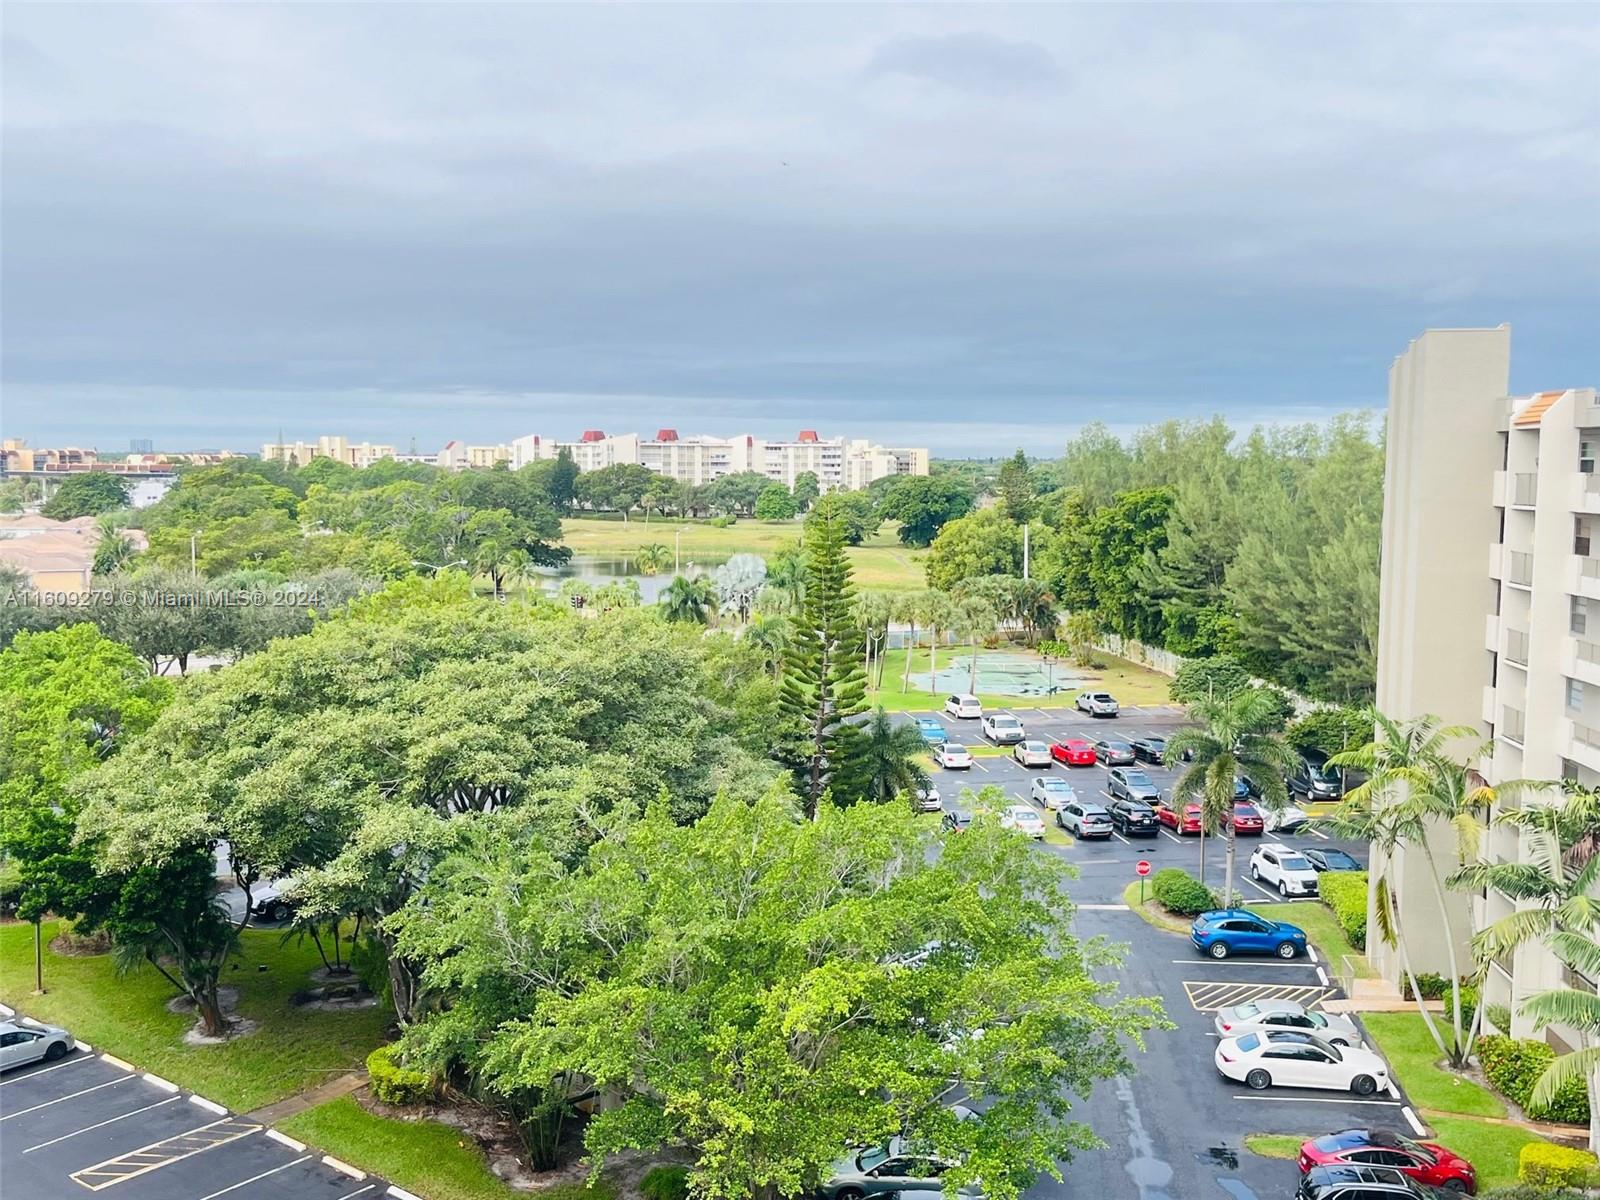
[1386,888,1452,1058]
[969,639,978,694]
[1198,823,1207,892]
[192,974,228,1037]
[902,622,917,691]
[1587,1063,1598,1154]
[1223,824,1238,908]
[928,624,939,693]
[388,953,422,1025]
[1419,842,1468,1064]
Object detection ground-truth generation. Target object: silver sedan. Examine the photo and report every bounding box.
[1012,740,1053,768]
[1212,999,1365,1048]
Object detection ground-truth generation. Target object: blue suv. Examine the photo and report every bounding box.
[1190,909,1308,960]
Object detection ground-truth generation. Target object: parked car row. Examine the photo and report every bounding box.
[937,692,1126,724]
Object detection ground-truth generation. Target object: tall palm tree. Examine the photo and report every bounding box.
[744,613,790,677]
[895,590,923,693]
[923,591,955,694]
[1165,689,1294,911]
[853,592,892,690]
[952,595,996,694]
[766,546,809,614]
[849,707,932,808]
[1326,711,1492,1066]
[1519,928,1600,1152]
[659,575,714,625]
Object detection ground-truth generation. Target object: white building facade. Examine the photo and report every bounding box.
[261,436,396,469]
[510,429,927,491]
[1378,324,1598,1055]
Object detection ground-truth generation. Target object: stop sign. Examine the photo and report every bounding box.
[1136,860,1151,877]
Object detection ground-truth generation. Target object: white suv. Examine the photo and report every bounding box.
[944,694,983,720]
[980,713,1024,744]
[1250,843,1320,897]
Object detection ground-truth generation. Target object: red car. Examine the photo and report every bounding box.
[1051,738,1097,766]
[1225,801,1264,834]
[1156,798,1203,834]
[1299,1129,1476,1194]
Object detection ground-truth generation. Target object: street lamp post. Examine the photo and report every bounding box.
[190,529,202,578]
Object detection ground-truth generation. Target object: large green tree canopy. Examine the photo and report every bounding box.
[392,788,1166,1200]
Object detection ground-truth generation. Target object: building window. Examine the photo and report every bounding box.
[1568,678,1585,714]
[1574,596,1590,636]
[1583,438,1596,474]
[1502,707,1527,744]
[1579,517,1594,557]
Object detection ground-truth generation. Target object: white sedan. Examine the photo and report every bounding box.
[0,1020,75,1071]
[1000,805,1046,840]
[1214,1029,1389,1096]
[1029,776,1077,812]
[1212,999,1365,1048]
[1013,740,1053,768]
[937,743,974,770]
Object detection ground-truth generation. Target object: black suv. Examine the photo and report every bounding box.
[1108,798,1159,837]
[1288,748,1362,801]
[1130,737,1166,765]
[1297,1164,1429,1199]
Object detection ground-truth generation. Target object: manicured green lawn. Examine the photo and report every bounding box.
[1362,1013,1506,1118]
[1243,1133,1302,1160]
[0,920,388,1112]
[1244,901,1373,978]
[280,1097,532,1200]
[1424,1115,1546,1192]
[558,516,926,591]
[871,648,1173,711]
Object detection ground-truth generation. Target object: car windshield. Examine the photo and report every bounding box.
[945,745,966,753]
[1235,1002,1260,1018]
[1236,1033,1260,1052]
[1236,804,1260,817]
[1083,807,1109,818]
[1092,693,1112,701]
[1010,807,1038,821]
[1323,851,1361,869]
[1044,780,1071,792]
[992,716,1019,727]
[1023,741,1046,750]
[1126,771,1152,785]
[1108,742,1131,751]
[857,1147,891,1171]
[1145,738,1165,747]
[1281,855,1311,871]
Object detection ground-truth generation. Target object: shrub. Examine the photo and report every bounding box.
[1444,984,1479,1040]
[350,933,391,1009]
[1519,1143,1600,1189]
[1483,1185,1591,1200]
[0,861,20,918]
[1286,706,1371,755]
[640,1166,690,1200]
[1170,655,1252,704]
[1151,868,1217,917]
[1403,972,1450,1001]
[366,1044,433,1106]
[1316,870,1368,950]
[1485,1003,1513,1035]
[1479,1035,1592,1125]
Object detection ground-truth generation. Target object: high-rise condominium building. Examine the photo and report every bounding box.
[510,429,928,491]
[261,436,396,469]
[1378,324,1597,1052]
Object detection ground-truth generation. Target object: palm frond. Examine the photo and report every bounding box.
[1470,908,1554,965]
[1527,1044,1600,1114]
[1520,987,1600,1034]
[1547,930,1600,979]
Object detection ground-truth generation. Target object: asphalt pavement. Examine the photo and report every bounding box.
[0,1030,395,1200]
[897,704,1408,1200]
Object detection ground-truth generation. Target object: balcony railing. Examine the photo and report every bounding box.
[1579,640,1600,665]
[1506,629,1530,666]
[1508,551,1534,586]
[1513,473,1538,506]
[1583,557,1600,580]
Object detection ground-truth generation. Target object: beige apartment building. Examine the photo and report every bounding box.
[510,429,928,491]
[261,436,396,469]
[1378,324,1598,1051]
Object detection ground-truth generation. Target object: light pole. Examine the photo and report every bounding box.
[190,529,202,578]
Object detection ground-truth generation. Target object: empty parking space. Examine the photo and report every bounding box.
[0,1050,390,1200]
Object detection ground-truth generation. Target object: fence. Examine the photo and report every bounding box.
[1094,633,1319,716]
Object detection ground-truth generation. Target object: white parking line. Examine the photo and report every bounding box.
[1308,945,1320,964]
[22,1096,181,1153]
[189,1094,228,1115]
[0,1075,131,1121]
[1307,827,1331,840]
[1112,831,1131,845]
[1402,1105,1426,1135]
[1243,877,1278,900]
[195,1155,313,1200]
[1386,1080,1400,1099]
[1232,1095,1402,1107]
[1161,830,1184,844]
[333,1188,376,1200]
[0,1053,95,1086]
[1317,967,1330,987]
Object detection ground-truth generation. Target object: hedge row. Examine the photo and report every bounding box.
[1519,1142,1600,1189]
[1151,868,1217,917]
[1480,1035,1592,1126]
[1316,870,1367,950]
[366,1044,433,1106]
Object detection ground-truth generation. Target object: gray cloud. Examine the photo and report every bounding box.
[2,3,1596,455]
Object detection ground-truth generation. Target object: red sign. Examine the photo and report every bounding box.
[1135,860,1151,877]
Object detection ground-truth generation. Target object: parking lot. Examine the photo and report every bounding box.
[0,1032,396,1200]
[898,704,1408,1200]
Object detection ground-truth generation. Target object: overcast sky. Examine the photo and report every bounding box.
[3,3,1597,456]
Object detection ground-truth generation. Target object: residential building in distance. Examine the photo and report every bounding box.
[0,514,148,594]
[438,440,513,470]
[130,438,154,454]
[261,436,396,469]
[510,429,928,490]
[2,440,98,472]
[1377,323,1598,1055]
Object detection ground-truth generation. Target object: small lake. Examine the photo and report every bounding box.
[533,553,730,604]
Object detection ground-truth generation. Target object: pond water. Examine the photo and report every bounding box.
[532,553,729,604]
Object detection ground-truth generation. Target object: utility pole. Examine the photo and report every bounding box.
[1023,524,1030,581]
[190,530,201,577]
